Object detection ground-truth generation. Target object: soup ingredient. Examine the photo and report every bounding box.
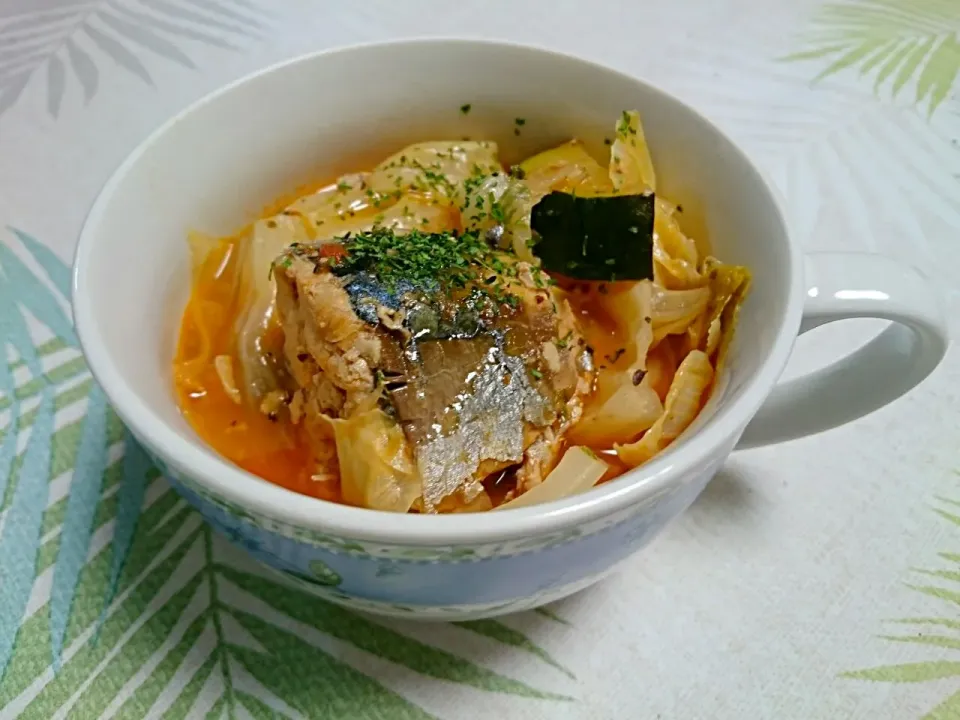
[609,280,654,372]
[214,355,242,405]
[610,110,656,194]
[235,214,310,403]
[519,140,612,198]
[272,229,591,511]
[322,408,421,512]
[616,349,714,467]
[567,371,662,446]
[496,446,608,510]
[649,285,711,344]
[318,228,499,295]
[702,258,751,370]
[461,172,535,261]
[367,141,500,206]
[530,191,655,281]
[229,141,502,406]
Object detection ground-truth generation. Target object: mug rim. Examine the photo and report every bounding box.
[72,37,804,545]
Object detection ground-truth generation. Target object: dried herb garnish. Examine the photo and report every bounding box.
[321,228,522,307]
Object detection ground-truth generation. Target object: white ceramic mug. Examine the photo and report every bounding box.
[73,39,948,619]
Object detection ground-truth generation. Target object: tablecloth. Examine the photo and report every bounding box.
[1,1,959,717]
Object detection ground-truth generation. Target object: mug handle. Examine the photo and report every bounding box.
[736,252,948,450]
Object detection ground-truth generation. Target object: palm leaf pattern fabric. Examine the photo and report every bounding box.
[0,228,574,718]
[842,487,960,720]
[785,0,960,116]
[0,0,265,117]
[787,5,960,713]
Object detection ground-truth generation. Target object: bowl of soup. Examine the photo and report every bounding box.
[73,39,947,619]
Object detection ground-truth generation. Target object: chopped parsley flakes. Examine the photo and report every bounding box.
[319,228,522,308]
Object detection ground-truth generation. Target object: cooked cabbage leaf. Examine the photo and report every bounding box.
[461,172,535,261]
[701,258,751,370]
[368,140,501,206]
[610,110,656,194]
[234,214,309,402]
[497,446,607,510]
[653,198,703,289]
[322,409,421,513]
[567,371,663,446]
[520,140,612,199]
[187,231,221,284]
[615,349,714,467]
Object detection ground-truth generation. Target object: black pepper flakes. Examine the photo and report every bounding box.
[632,369,646,386]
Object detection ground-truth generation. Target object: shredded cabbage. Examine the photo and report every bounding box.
[497,446,608,510]
[597,280,655,372]
[610,110,656,194]
[701,258,751,363]
[652,199,704,289]
[651,285,711,326]
[649,285,711,345]
[214,355,241,405]
[568,372,663,446]
[615,350,714,467]
[322,409,421,513]
[234,215,309,402]
[368,141,501,206]
[461,173,536,261]
[520,140,612,199]
[187,231,221,284]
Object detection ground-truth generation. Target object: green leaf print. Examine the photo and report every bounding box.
[785,0,960,116]
[0,227,577,718]
[843,661,960,683]
[309,558,342,586]
[925,690,960,720]
[845,491,960,717]
[0,0,267,118]
[455,620,574,678]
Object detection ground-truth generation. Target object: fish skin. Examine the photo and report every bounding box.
[275,242,588,510]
